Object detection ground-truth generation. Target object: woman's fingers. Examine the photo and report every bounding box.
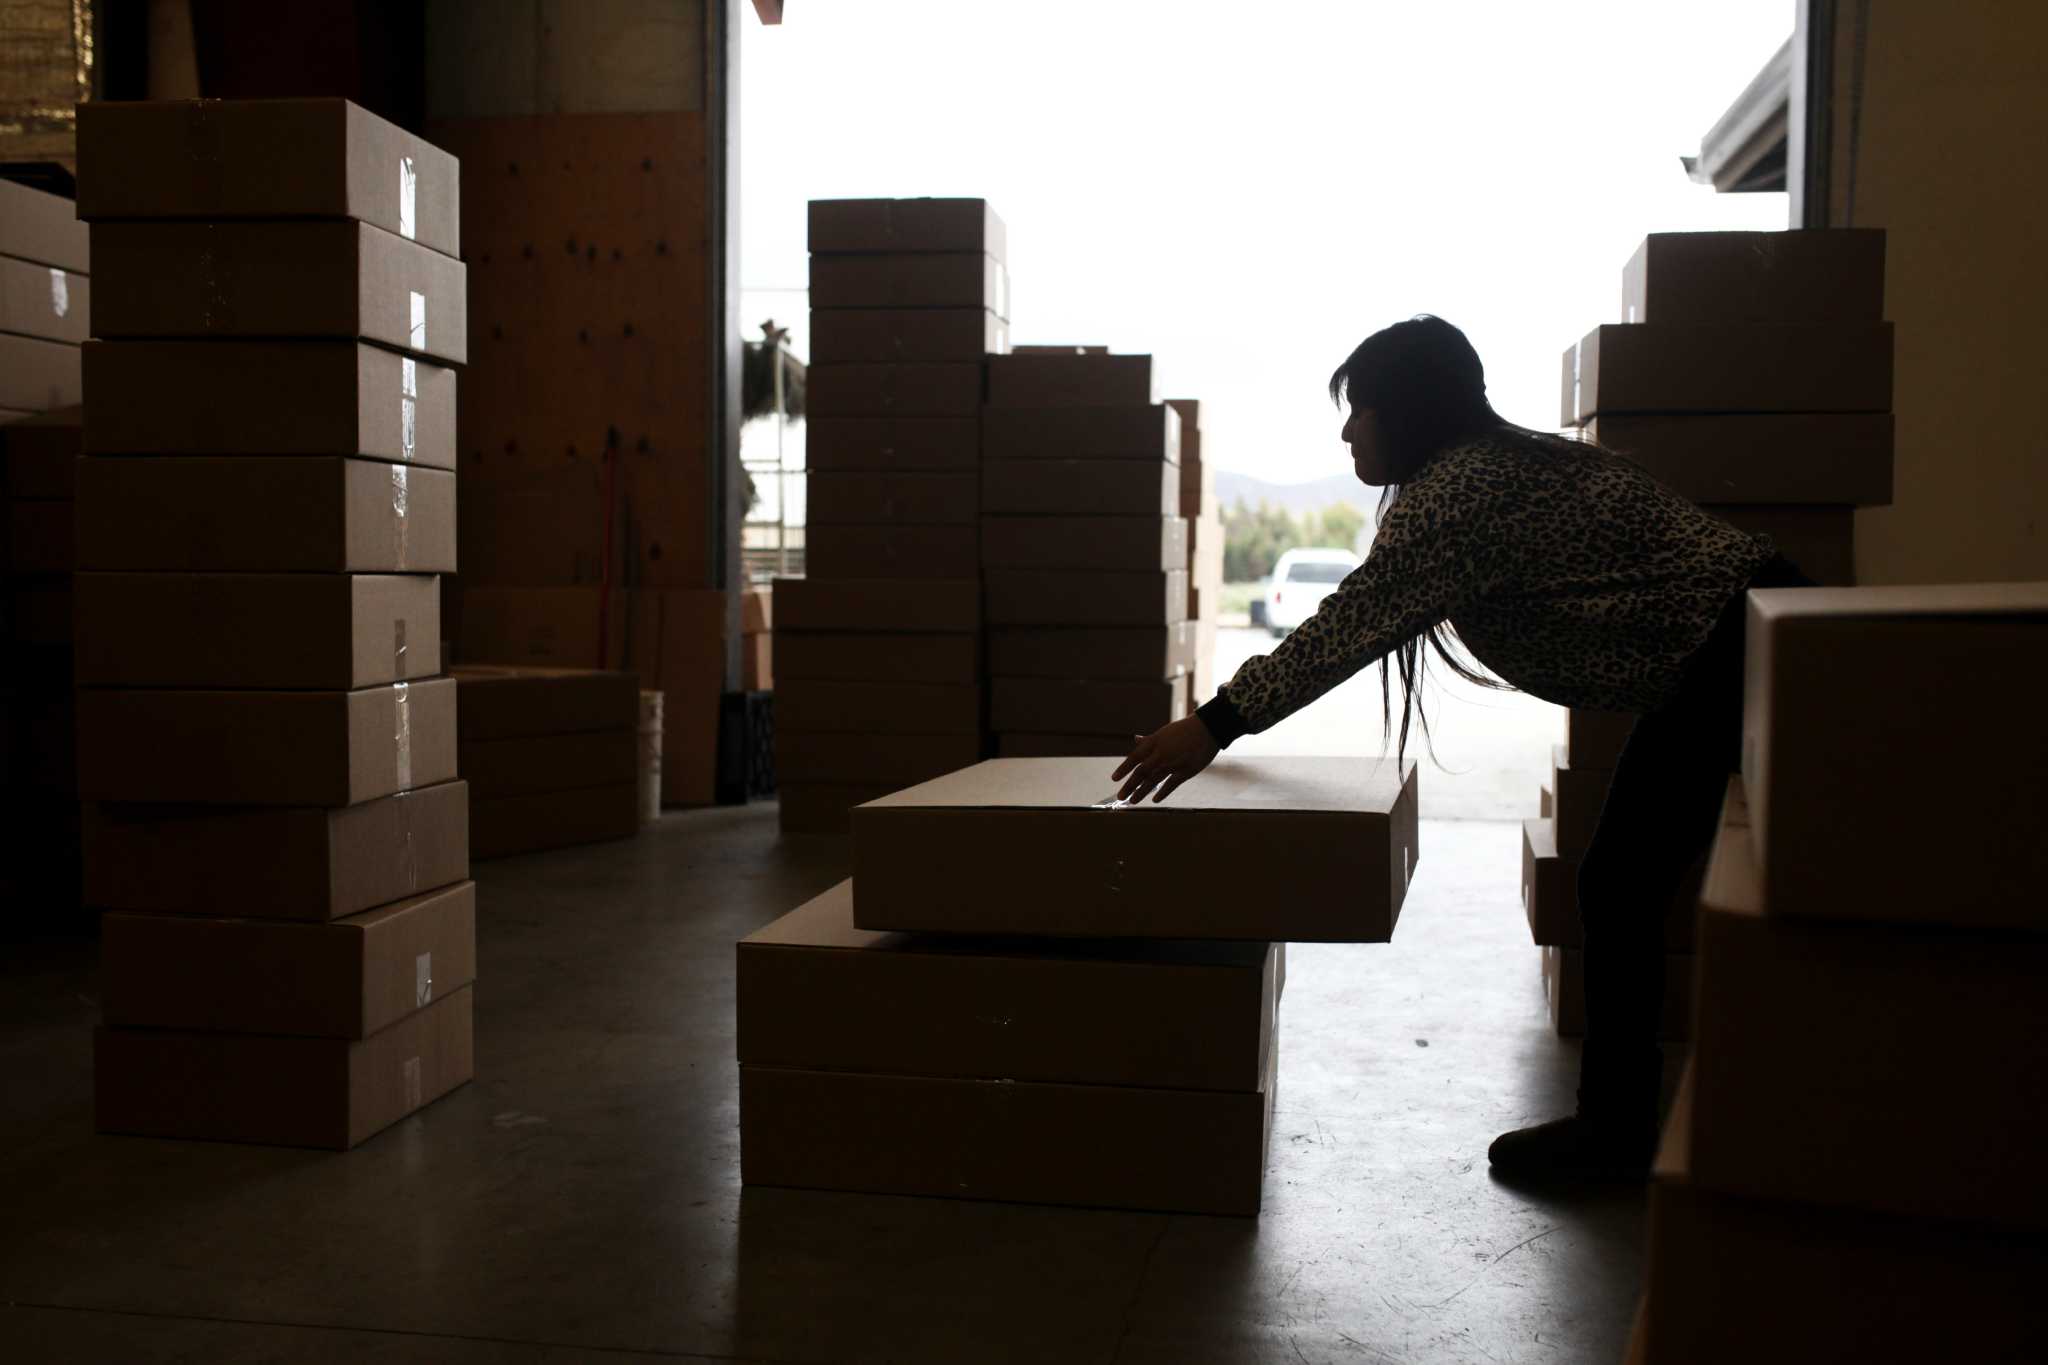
[1152,771,1185,803]
[1110,734,1154,783]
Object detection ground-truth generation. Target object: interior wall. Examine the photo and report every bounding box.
[1831,0,2048,584]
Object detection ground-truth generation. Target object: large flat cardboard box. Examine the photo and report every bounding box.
[1643,1070,2048,1365]
[1180,448,1212,521]
[810,307,1006,364]
[981,515,1186,572]
[1744,583,2048,930]
[778,679,981,735]
[471,782,638,860]
[991,675,1187,736]
[775,730,983,785]
[741,633,772,691]
[774,631,979,684]
[808,471,978,525]
[741,1041,1274,1216]
[1586,413,1892,505]
[985,568,1188,627]
[809,252,1008,317]
[983,458,1178,517]
[95,986,474,1150]
[89,220,468,364]
[1705,503,1855,585]
[76,677,458,806]
[82,780,470,921]
[459,730,637,800]
[454,586,622,668]
[0,406,82,498]
[77,455,456,573]
[0,254,89,344]
[778,780,902,834]
[82,340,457,467]
[998,733,1131,757]
[1564,707,1634,768]
[981,404,1180,463]
[1542,945,1691,1041]
[76,98,461,258]
[807,198,1005,257]
[1688,778,2048,1226]
[0,177,89,272]
[740,880,1274,1089]
[75,573,439,689]
[1548,744,1612,859]
[102,882,476,1037]
[0,333,82,411]
[990,624,1193,681]
[853,756,1418,941]
[805,522,979,579]
[1621,229,1886,325]
[6,499,72,573]
[451,665,639,739]
[1565,323,1893,423]
[806,362,984,419]
[986,353,1156,408]
[1520,817,1700,950]
[805,416,979,472]
[772,576,977,633]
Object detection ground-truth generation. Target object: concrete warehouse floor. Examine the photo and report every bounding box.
[0,805,1648,1365]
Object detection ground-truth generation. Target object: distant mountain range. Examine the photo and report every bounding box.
[1213,470,1373,518]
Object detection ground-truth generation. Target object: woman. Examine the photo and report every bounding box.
[1112,315,1809,1179]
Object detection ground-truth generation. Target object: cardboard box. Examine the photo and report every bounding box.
[76,98,462,258]
[775,730,983,785]
[778,679,982,734]
[471,781,639,860]
[1643,1070,2048,1365]
[989,624,1193,681]
[0,406,82,498]
[82,340,457,467]
[810,307,1006,364]
[1707,504,1855,586]
[986,353,1156,408]
[805,416,980,472]
[981,516,1186,572]
[1542,944,1692,1040]
[806,363,984,418]
[853,756,1418,941]
[982,458,1179,518]
[809,252,1008,316]
[7,691,75,794]
[741,588,771,635]
[460,730,638,800]
[991,675,1187,736]
[6,499,71,574]
[1559,341,1578,429]
[0,254,89,344]
[89,220,468,364]
[777,780,902,834]
[75,572,440,689]
[1564,708,1635,769]
[808,471,979,525]
[772,577,978,633]
[774,631,979,684]
[807,198,1005,257]
[981,404,1180,463]
[1586,413,1893,506]
[624,588,725,808]
[805,522,980,579]
[985,567,1188,627]
[453,465,610,586]
[1687,778,2048,1227]
[77,455,456,574]
[1620,230,1886,326]
[455,586,622,668]
[1179,452,1212,522]
[1520,817,1701,950]
[1565,323,1893,423]
[0,177,89,272]
[1744,583,2048,930]
[451,665,640,740]
[741,1039,1274,1216]
[0,333,82,411]
[95,985,474,1150]
[76,677,458,806]
[740,880,1274,1089]
[1549,744,1612,859]
[8,580,71,645]
[997,732,1131,757]
[82,780,469,921]
[741,632,772,691]
[102,881,476,1037]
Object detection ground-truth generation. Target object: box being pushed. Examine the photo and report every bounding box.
[852,756,1418,940]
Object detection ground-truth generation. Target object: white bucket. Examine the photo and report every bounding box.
[637,690,664,824]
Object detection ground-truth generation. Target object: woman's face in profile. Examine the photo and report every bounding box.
[1343,404,1392,486]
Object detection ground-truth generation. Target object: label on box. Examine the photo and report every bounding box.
[49,267,68,318]
[399,156,418,241]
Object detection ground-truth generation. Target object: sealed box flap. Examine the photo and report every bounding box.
[1749,582,2048,624]
[865,755,1408,816]
[1698,777,1762,921]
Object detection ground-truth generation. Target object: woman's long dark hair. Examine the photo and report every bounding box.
[1330,315,1583,766]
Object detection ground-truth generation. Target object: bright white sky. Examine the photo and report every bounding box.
[739,0,1792,489]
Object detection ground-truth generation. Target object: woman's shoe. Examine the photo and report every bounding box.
[1487,1114,1655,1181]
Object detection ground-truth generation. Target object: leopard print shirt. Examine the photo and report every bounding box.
[1218,433,1774,734]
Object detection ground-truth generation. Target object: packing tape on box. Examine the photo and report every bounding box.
[390,463,410,565]
[394,618,408,678]
[400,357,418,461]
[393,681,413,790]
[47,267,69,320]
[415,951,433,1007]
[196,224,234,331]
[183,100,227,201]
[408,290,427,351]
[397,788,420,894]
[399,156,418,241]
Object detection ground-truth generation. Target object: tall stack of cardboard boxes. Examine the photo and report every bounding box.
[453,666,640,860]
[739,755,1421,1214]
[774,198,1007,831]
[1531,229,1896,1038]
[982,349,1188,756]
[71,99,475,1147]
[1169,397,1223,711]
[1636,583,2048,1360]
[0,178,88,419]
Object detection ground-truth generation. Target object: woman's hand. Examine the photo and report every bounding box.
[1111,715,1220,804]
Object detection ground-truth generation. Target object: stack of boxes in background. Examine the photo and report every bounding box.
[775,198,1007,831]
[983,349,1188,756]
[0,178,88,419]
[1637,584,2048,1360]
[740,586,772,691]
[1170,398,1223,710]
[1532,229,1896,1038]
[453,666,641,860]
[71,99,475,1146]
[739,756,1420,1214]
